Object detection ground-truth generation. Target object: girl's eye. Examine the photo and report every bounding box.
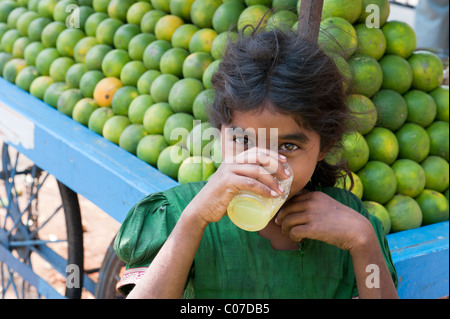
[280,143,299,152]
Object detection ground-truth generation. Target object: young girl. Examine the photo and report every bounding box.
[114,27,398,299]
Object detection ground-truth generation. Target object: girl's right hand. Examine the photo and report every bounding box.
[189,147,290,225]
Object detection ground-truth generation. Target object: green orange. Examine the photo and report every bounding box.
[154,14,184,42]
[191,0,223,29]
[183,52,214,80]
[30,76,54,99]
[193,89,215,122]
[391,159,426,198]
[427,121,449,161]
[79,70,105,98]
[113,23,141,50]
[404,90,437,127]
[128,94,153,124]
[101,49,131,78]
[318,17,357,58]
[372,89,407,131]
[49,57,75,82]
[140,9,166,34]
[102,115,131,145]
[357,0,390,27]
[2,58,26,83]
[202,59,221,89]
[178,156,216,184]
[108,0,135,22]
[88,107,115,135]
[189,28,218,53]
[358,161,397,204]
[237,4,272,33]
[150,73,179,103]
[365,127,399,165]
[212,0,245,33]
[354,23,386,61]
[168,78,205,113]
[57,88,84,117]
[120,60,147,86]
[84,44,113,70]
[163,112,195,146]
[143,102,174,134]
[137,134,168,166]
[143,39,172,70]
[128,33,156,61]
[65,63,88,89]
[72,98,99,126]
[56,28,86,58]
[379,54,413,94]
[159,47,190,77]
[348,54,383,98]
[421,156,449,193]
[346,94,377,135]
[341,131,369,172]
[43,82,68,108]
[396,123,430,163]
[416,189,449,225]
[171,24,199,50]
[385,194,422,232]
[157,145,190,180]
[137,69,161,95]
[382,20,417,59]
[126,1,153,25]
[85,12,109,37]
[363,201,391,235]
[119,124,149,155]
[96,18,124,46]
[15,66,39,92]
[408,51,444,92]
[41,21,66,48]
[111,85,139,116]
[74,37,99,64]
[170,0,195,22]
[429,86,449,122]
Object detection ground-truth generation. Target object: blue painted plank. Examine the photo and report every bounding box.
[0,77,178,223]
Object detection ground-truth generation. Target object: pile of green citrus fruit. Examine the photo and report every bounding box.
[0,0,448,234]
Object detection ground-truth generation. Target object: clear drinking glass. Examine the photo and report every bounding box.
[227,162,294,232]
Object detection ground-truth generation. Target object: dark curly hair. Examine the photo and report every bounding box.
[209,26,355,189]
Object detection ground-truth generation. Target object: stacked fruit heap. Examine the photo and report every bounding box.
[0,0,448,234]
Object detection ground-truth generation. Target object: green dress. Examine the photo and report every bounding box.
[114,181,398,298]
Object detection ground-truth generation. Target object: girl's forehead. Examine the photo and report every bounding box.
[225,108,304,133]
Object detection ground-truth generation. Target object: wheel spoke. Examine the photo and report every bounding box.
[30,204,64,237]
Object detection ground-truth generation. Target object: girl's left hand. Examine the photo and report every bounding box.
[275,191,372,252]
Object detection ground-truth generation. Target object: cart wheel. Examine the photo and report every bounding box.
[0,144,84,299]
[95,237,125,299]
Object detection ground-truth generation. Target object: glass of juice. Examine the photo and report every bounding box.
[227,162,294,232]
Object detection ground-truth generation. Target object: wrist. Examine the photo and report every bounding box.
[348,218,377,256]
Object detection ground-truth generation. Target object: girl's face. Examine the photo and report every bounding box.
[221,107,327,199]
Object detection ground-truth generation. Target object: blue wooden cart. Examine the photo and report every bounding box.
[0,76,448,299]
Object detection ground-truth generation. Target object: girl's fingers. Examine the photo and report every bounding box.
[232,164,284,196]
[233,174,280,199]
[275,192,312,225]
[234,148,291,180]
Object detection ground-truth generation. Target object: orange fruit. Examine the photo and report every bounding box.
[150,73,179,103]
[143,39,172,70]
[74,37,99,64]
[84,44,113,70]
[43,82,68,108]
[186,121,215,157]
[120,61,147,86]
[72,98,99,126]
[79,70,105,98]
[171,23,199,50]
[365,127,399,165]
[102,115,131,145]
[141,9,167,34]
[363,201,391,235]
[348,54,383,98]
[385,194,422,232]
[143,102,174,134]
[30,76,54,99]
[346,94,377,135]
[88,107,115,135]
[41,21,66,48]
[266,9,298,32]
[341,131,370,172]
[93,77,123,107]
[237,4,272,33]
[168,78,205,113]
[392,159,426,198]
[335,171,364,199]
[202,59,221,89]
[170,0,195,22]
[0,1,18,23]
[159,47,190,77]
[65,63,88,89]
[273,0,298,11]
[38,0,58,18]
[151,0,171,13]
[408,51,444,92]
[183,52,214,80]
[320,0,363,24]
[56,28,86,58]
[191,0,222,29]
[404,90,437,127]
[93,0,111,13]
[137,134,169,167]
[57,88,84,117]
[111,86,139,116]
[429,86,449,122]
[372,89,408,131]
[6,7,26,29]
[163,112,195,146]
[379,54,413,94]
[416,189,449,225]
[0,52,12,77]
[53,0,77,22]
[27,17,52,42]
[427,121,449,161]
[126,1,153,25]
[1,29,20,53]
[15,66,39,92]
[157,145,190,180]
[128,33,156,61]
[421,156,449,193]
[211,32,237,60]
[49,57,75,82]
[381,20,417,59]
[318,17,357,59]
[119,124,148,155]
[358,161,397,204]
[396,123,430,163]
[23,42,45,66]
[96,18,124,46]
[178,156,216,184]
[137,69,161,95]
[113,23,141,50]
[12,36,30,59]
[108,0,135,22]
[154,15,184,42]
[2,58,26,83]
[128,94,154,124]
[354,23,386,61]
[212,0,246,33]
[189,28,218,53]
[101,49,131,78]
[193,88,215,122]
[16,10,39,36]
[84,12,109,37]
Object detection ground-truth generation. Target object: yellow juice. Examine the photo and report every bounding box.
[228,193,274,232]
